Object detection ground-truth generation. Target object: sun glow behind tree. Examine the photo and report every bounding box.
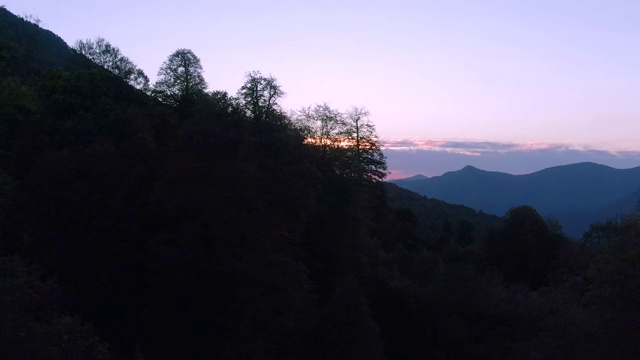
[297,104,387,181]
[304,136,378,149]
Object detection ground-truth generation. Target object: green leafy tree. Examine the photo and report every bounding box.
[153,48,207,118]
[238,71,284,122]
[74,37,149,92]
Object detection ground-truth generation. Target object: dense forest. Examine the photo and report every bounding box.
[1,9,639,359]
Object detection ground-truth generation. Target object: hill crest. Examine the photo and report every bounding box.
[392,162,640,237]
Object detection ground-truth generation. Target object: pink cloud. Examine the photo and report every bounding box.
[380,138,638,156]
[382,138,640,179]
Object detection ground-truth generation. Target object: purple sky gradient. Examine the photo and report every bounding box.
[4,0,640,175]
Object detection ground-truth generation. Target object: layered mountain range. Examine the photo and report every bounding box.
[392,162,640,237]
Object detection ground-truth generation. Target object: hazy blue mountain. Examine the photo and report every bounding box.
[392,162,640,237]
[555,187,640,236]
[397,174,429,181]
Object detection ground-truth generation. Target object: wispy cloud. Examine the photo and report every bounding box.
[382,138,640,179]
[382,138,640,156]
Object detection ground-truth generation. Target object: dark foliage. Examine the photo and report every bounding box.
[74,37,150,92]
[1,8,639,359]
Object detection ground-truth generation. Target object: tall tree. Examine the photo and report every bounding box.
[484,206,561,289]
[74,37,149,92]
[295,104,387,181]
[343,107,387,181]
[153,48,207,118]
[296,103,346,157]
[238,71,284,122]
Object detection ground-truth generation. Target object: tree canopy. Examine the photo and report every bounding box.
[296,104,387,182]
[74,37,150,92]
[238,70,284,122]
[152,48,207,118]
[343,107,387,181]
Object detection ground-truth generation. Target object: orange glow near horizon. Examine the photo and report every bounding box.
[304,137,353,148]
[304,136,378,149]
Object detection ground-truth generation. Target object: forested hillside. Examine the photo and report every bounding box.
[2,9,640,359]
[385,183,500,248]
[393,162,640,237]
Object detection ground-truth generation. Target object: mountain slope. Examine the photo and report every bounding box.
[0,8,95,79]
[0,8,410,359]
[385,183,500,247]
[392,162,640,236]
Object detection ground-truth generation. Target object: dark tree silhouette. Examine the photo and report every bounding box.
[74,37,149,92]
[484,206,560,289]
[295,103,345,156]
[238,70,284,122]
[153,48,207,118]
[296,104,386,182]
[343,107,387,181]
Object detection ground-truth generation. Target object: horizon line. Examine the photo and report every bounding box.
[381,138,640,155]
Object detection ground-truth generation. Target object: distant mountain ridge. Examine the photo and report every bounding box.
[392,162,640,237]
[398,174,429,181]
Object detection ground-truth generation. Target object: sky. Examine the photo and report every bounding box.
[4,0,640,177]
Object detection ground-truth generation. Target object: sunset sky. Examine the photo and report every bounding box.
[4,0,639,177]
